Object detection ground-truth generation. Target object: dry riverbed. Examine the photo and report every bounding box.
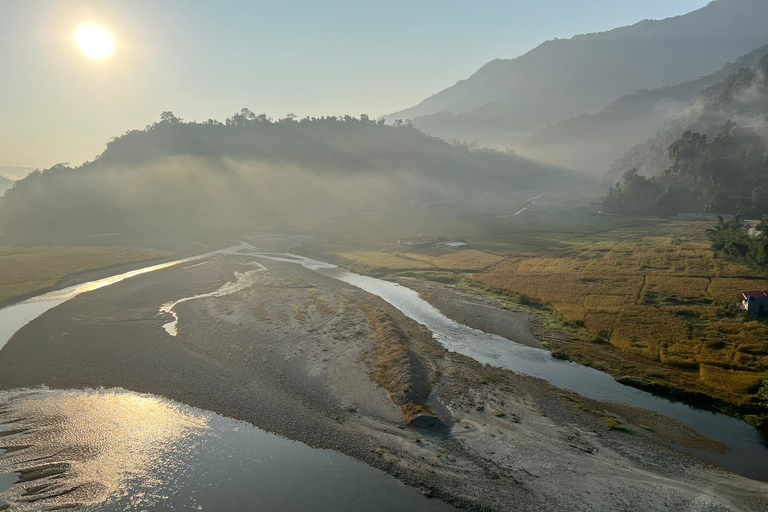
[0,254,766,511]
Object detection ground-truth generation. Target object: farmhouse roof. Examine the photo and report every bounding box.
[741,290,768,299]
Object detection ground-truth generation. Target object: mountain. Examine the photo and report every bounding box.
[520,44,768,174]
[0,112,574,234]
[387,0,768,149]
[604,54,768,217]
[0,175,13,197]
[606,51,768,186]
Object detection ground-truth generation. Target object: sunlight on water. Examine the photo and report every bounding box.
[0,388,208,510]
[0,388,456,511]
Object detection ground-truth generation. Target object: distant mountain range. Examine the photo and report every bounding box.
[387,0,768,158]
[521,44,768,174]
[0,112,576,234]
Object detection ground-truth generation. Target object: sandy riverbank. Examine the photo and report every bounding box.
[1,254,766,511]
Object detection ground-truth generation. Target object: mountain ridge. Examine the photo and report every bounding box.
[519,44,768,174]
[386,0,768,148]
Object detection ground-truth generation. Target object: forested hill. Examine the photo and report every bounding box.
[520,44,768,175]
[0,112,570,233]
[605,122,768,217]
[604,51,768,217]
[605,51,768,187]
[387,0,768,147]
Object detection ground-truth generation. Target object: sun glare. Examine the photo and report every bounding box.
[76,23,114,60]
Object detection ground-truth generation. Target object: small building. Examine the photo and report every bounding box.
[440,241,468,249]
[740,290,768,314]
[398,236,436,252]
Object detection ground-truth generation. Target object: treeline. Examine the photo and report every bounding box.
[604,121,768,217]
[705,215,768,274]
[0,110,566,233]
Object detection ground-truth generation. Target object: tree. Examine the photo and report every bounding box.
[706,215,750,259]
[160,111,181,125]
[760,373,768,409]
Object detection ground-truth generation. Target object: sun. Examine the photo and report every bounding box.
[76,23,114,60]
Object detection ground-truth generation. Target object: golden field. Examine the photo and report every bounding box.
[334,248,503,273]
[472,222,768,402]
[0,246,159,303]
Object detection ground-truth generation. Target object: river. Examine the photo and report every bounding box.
[0,243,766,488]
[0,388,456,511]
[245,250,768,482]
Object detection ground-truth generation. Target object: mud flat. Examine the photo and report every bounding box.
[0,254,767,511]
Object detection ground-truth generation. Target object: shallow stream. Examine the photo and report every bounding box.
[248,250,768,482]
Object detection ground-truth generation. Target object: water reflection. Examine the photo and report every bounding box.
[0,388,208,510]
[0,389,456,512]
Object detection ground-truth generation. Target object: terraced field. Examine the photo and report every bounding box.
[473,222,768,403]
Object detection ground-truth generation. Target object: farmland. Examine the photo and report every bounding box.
[316,199,768,418]
[472,221,768,411]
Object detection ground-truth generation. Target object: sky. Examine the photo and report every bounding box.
[0,0,711,171]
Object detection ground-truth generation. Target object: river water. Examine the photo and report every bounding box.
[246,250,768,482]
[0,242,766,495]
[0,243,252,350]
[0,388,455,511]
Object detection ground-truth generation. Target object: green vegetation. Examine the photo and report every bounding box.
[760,373,768,409]
[705,215,768,274]
[605,53,768,217]
[394,271,459,284]
[0,111,569,234]
[0,246,159,303]
[605,122,768,217]
[601,417,631,432]
[608,52,768,184]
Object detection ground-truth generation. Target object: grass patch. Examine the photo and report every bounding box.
[0,245,160,302]
[601,417,631,432]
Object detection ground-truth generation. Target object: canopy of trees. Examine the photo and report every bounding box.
[606,52,768,186]
[604,122,768,217]
[0,111,569,233]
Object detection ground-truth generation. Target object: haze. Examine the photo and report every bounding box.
[1,0,708,169]
[2,1,768,511]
